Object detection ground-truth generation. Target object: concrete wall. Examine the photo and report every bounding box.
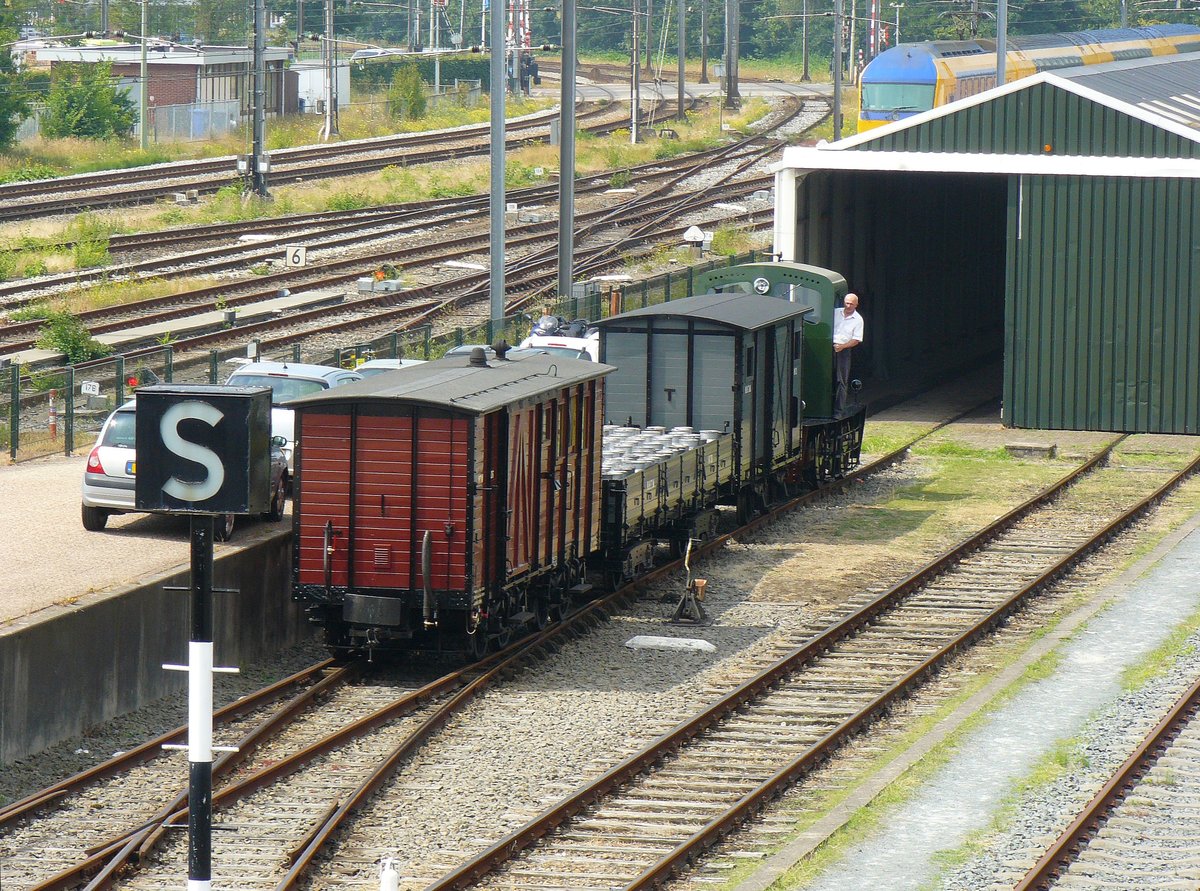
[0,530,313,763]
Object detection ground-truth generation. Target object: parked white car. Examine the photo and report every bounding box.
[224,361,363,475]
[518,332,599,361]
[354,358,427,379]
[518,316,600,361]
[81,399,288,539]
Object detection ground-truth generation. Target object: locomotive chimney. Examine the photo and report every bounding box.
[492,339,511,360]
[469,347,489,367]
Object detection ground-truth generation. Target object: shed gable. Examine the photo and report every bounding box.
[851,82,1200,158]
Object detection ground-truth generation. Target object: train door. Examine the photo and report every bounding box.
[770,324,791,465]
[481,411,507,589]
[349,407,413,592]
[295,409,353,590]
[649,328,688,429]
[507,403,537,577]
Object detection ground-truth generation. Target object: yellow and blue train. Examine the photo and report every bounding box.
[857,25,1200,132]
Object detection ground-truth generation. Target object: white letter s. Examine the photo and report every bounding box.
[161,401,226,502]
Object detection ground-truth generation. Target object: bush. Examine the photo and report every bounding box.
[609,170,633,189]
[387,63,427,120]
[41,61,136,139]
[0,163,60,185]
[73,237,110,268]
[327,191,371,211]
[7,302,50,322]
[35,310,112,363]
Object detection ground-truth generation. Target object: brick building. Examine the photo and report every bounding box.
[35,43,294,124]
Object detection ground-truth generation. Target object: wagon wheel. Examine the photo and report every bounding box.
[735,487,761,526]
[814,430,833,483]
[493,623,514,651]
[468,629,489,661]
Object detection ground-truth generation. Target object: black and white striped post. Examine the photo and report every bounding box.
[135,384,274,888]
[187,513,216,887]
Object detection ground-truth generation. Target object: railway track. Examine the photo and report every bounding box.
[0,395,971,889]
[415,439,1200,891]
[0,100,637,223]
[0,136,781,321]
[2,99,824,382]
[15,398,1193,889]
[1014,671,1200,890]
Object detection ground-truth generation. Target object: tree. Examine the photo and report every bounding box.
[387,62,427,119]
[0,12,31,150]
[41,61,136,139]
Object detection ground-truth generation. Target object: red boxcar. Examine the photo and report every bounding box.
[290,348,609,657]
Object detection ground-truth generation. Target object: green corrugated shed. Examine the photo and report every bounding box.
[774,55,1200,434]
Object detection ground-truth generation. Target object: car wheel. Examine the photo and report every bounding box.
[267,476,287,522]
[81,503,109,531]
[214,513,236,542]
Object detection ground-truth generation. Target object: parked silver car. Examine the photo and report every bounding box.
[81,400,288,539]
[223,361,363,475]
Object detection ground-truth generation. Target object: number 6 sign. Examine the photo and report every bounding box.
[284,245,307,267]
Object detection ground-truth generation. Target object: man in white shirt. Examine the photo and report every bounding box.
[833,293,864,413]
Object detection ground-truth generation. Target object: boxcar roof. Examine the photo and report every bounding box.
[288,352,611,414]
[595,292,814,330]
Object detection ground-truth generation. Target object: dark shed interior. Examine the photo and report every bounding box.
[789,170,1008,388]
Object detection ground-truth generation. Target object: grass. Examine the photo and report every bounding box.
[1120,601,1200,692]
[0,94,555,182]
[0,275,219,318]
[826,448,1060,547]
[861,422,933,457]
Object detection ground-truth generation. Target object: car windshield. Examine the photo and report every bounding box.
[227,374,327,404]
[537,346,591,360]
[357,367,400,378]
[100,410,136,448]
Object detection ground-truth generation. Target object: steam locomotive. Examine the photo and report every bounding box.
[289,262,866,658]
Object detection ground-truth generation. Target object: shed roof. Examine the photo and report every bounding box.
[775,52,1200,179]
[1057,52,1200,130]
[595,292,814,330]
[36,44,291,66]
[289,352,610,415]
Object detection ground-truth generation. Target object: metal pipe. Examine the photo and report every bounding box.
[631,0,640,142]
[676,0,685,120]
[421,530,437,627]
[139,0,148,150]
[557,0,576,299]
[832,0,843,138]
[995,0,1007,88]
[252,0,269,196]
[489,0,506,327]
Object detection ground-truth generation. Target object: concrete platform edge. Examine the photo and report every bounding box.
[0,530,312,764]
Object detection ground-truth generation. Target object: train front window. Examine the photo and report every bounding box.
[861,82,935,115]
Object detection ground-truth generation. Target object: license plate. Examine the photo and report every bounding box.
[127,460,136,475]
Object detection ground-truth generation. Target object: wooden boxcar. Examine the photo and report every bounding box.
[289,348,609,656]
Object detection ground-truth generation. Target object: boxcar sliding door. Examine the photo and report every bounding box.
[295,408,353,592]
